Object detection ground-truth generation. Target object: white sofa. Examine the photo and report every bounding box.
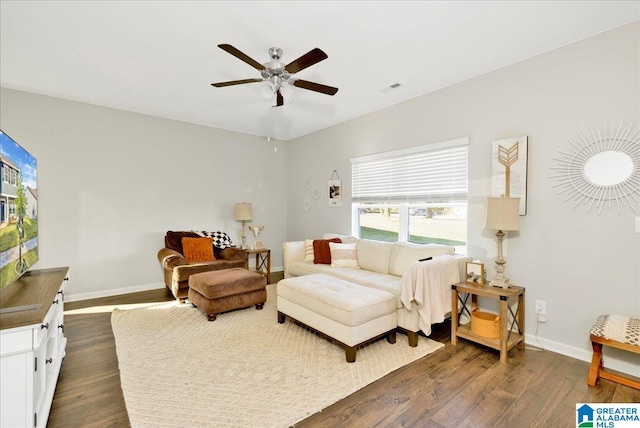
[282,233,472,346]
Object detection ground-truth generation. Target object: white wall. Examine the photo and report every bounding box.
[286,23,640,374]
[0,89,288,300]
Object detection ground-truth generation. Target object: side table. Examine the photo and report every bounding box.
[451,281,525,363]
[245,248,271,284]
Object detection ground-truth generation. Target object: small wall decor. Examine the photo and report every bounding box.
[551,123,640,214]
[328,170,342,206]
[491,136,528,215]
[302,177,318,214]
[466,261,485,285]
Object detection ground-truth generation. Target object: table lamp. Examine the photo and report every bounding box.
[485,197,520,288]
[235,202,253,249]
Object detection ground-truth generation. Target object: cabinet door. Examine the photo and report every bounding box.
[33,327,47,420]
[0,351,33,427]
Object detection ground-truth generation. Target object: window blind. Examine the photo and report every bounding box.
[351,138,468,203]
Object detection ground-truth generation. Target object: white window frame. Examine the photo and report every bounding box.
[350,138,469,250]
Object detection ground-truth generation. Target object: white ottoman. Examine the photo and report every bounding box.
[277,273,398,362]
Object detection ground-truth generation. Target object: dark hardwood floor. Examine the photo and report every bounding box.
[49,275,640,428]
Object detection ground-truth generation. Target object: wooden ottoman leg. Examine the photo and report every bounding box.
[387,330,397,344]
[345,346,357,363]
[255,303,264,310]
[207,313,217,322]
[588,340,602,386]
[277,311,286,324]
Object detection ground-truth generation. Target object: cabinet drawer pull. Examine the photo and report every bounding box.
[41,323,49,330]
[45,358,53,364]
[58,324,64,333]
[64,277,69,281]
[52,299,59,305]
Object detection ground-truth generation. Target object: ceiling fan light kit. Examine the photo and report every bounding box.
[211,44,338,107]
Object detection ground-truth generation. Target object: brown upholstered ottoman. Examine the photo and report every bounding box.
[188,268,267,321]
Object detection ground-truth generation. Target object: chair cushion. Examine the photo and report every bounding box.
[165,230,200,254]
[591,314,640,347]
[181,237,215,262]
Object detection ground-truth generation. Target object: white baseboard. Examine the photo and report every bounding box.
[525,332,638,378]
[64,282,166,302]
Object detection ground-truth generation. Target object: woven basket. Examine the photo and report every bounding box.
[471,309,500,339]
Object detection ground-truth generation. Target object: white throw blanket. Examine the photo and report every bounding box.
[400,254,460,335]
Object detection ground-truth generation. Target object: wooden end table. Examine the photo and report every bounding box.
[451,281,525,363]
[245,248,271,284]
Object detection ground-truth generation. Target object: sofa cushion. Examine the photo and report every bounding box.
[389,242,455,277]
[323,233,359,244]
[356,239,393,274]
[329,242,360,269]
[313,238,342,264]
[181,237,216,262]
[304,239,315,261]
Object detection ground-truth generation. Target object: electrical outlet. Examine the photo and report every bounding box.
[535,300,547,323]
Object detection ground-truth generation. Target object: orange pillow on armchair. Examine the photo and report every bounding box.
[181,237,216,262]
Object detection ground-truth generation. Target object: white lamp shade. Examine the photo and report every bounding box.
[485,197,520,231]
[235,202,253,221]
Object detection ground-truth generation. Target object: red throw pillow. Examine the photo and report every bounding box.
[181,237,216,262]
[313,238,342,264]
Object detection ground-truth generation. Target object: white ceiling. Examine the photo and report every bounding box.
[1,1,638,141]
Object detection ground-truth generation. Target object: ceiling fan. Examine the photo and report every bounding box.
[211,44,339,107]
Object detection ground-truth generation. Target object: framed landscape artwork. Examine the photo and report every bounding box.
[491,136,528,215]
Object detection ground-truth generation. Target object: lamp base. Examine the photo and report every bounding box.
[490,277,510,289]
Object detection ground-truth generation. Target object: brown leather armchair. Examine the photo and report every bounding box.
[157,231,248,301]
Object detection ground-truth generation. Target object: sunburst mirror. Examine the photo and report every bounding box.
[551,123,640,214]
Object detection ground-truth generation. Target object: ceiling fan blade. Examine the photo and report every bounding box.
[274,90,284,107]
[218,44,265,71]
[284,48,328,74]
[211,78,263,87]
[292,79,339,96]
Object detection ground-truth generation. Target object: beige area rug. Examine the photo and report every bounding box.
[111,284,444,428]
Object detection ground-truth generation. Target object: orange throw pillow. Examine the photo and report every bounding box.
[181,237,216,262]
[313,238,342,264]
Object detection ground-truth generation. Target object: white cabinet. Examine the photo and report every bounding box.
[0,267,69,428]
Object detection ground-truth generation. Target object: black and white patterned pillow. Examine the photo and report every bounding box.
[193,231,235,249]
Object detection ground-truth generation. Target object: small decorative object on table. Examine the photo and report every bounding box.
[465,261,484,285]
[248,224,264,250]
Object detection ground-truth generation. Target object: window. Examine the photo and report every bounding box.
[351,138,468,253]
